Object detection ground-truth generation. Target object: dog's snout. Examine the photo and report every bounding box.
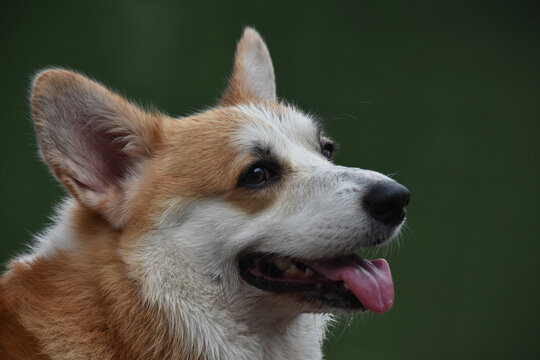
[363,182,410,226]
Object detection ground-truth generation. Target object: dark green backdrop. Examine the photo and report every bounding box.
[2,1,539,359]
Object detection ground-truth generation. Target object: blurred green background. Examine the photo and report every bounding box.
[1,1,539,359]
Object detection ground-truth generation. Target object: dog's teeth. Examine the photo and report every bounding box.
[343,282,350,290]
[274,257,292,270]
[304,267,315,277]
[284,264,301,276]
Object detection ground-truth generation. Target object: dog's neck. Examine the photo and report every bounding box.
[13,200,329,359]
[120,212,331,360]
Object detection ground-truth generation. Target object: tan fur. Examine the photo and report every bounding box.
[225,185,280,214]
[0,289,48,359]
[1,82,280,360]
[1,206,206,360]
[1,28,339,359]
[126,108,282,225]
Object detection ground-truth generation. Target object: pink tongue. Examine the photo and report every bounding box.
[309,257,394,313]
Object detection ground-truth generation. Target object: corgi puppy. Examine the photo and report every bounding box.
[0,28,410,359]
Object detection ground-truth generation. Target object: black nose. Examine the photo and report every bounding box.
[363,182,410,226]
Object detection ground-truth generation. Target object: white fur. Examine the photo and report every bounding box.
[18,103,402,359]
[16,199,76,267]
[19,29,406,359]
[121,103,401,359]
[126,199,332,359]
[236,28,276,101]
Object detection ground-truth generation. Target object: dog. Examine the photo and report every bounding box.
[0,28,409,359]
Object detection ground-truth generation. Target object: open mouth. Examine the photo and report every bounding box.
[238,253,394,313]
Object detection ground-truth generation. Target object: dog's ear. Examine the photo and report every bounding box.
[220,27,276,106]
[31,69,161,227]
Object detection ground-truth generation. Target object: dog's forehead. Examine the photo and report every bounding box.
[232,103,322,156]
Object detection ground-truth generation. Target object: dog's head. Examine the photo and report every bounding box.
[31,28,409,319]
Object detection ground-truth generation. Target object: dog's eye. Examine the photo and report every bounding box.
[322,143,335,159]
[239,162,277,188]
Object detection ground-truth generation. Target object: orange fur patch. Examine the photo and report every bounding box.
[0,287,49,359]
[3,91,290,359]
[0,206,204,359]
[121,107,282,227]
[226,185,280,214]
[4,28,296,357]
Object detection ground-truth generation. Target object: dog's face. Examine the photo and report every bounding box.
[31,29,409,321]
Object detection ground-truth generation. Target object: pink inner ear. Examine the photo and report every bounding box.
[68,112,133,194]
[89,131,131,190]
[32,70,146,199]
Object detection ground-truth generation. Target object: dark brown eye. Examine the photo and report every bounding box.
[239,162,277,188]
[322,143,334,159]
